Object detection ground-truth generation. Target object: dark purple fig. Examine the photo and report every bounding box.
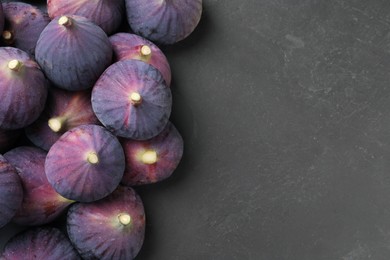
[0,47,48,130]
[125,0,202,44]
[0,2,3,34]
[92,60,172,140]
[0,155,23,228]
[25,87,100,151]
[35,15,113,91]
[1,227,80,260]
[47,0,124,35]
[1,2,50,56]
[0,129,22,153]
[67,186,145,260]
[45,124,125,202]
[3,146,73,226]
[110,33,172,86]
[121,121,183,186]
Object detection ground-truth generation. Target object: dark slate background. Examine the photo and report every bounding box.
[3,0,390,259]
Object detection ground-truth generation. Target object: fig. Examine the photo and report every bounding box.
[1,2,50,56]
[3,146,73,226]
[25,87,100,151]
[67,186,145,260]
[47,0,125,35]
[110,33,172,86]
[0,47,48,130]
[0,155,23,228]
[45,124,125,202]
[35,15,113,91]
[1,227,80,260]
[0,2,3,34]
[0,129,22,153]
[125,0,202,44]
[92,60,172,140]
[121,121,183,186]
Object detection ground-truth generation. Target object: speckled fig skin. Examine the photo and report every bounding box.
[67,186,145,260]
[92,60,172,140]
[121,121,183,186]
[110,33,172,86]
[0,2,4,34]
[0,129,22,153]
[48,0,124,35]
[0,47,48,130]
[1,227,81,260]
[0,155,23,228]
[45,124,125,202]
[1,2,50,56]
[125,0,202,44]
[35,15,113,91]
[3,146,73,226]
[25,87,100,151]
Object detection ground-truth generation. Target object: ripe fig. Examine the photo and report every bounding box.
[67,186,145,260]
[110,33,172,86]
[47,0,124,35]
[92,60,172,140]
[1,2,50,55]
[121,121,183,186]
[1,227,80,260]
[0,129,22,153]
[35,15,113,91]
[4,146,73,226]
[0,47,48,130]
[45,124,125,202]
[125,0,202,44]
[25,87,100,151]
[0,155,23,228]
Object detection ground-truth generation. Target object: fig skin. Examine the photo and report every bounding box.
[1,2,50,56]
[121,121,184,186]
[47,0,125,35]
[45,124,125,202]
[125,0,203,44]
[1,227,81,260]
[25,87,100,151]
[3,146,73,226]
[35,15,113,91]
[110,32,172,86]
[0,129,22,153]
[92,60,172,140]
[0,155,23,229]
[0,47,48,130]
[67,186,145,260]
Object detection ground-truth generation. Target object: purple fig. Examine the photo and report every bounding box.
[1,2,50,56]
[67,186,145,260]
[0,155,23,228]
[92,60,172,140]
[121,121,183,186]
[110,33,172,86]
[1,227,80,260]
[0,2,3,34]
[0,129,22,153]
[35,15,113,91]
[45,124,125,202]
[125,0,202,44]
[0,47,48,130]
[25,87,100,151]
[47,0,124,35]
[3,146,73,226]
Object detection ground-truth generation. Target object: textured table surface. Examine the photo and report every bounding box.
[3,0,390,259]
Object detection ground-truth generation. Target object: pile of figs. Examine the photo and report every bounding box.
[0,0,202,259]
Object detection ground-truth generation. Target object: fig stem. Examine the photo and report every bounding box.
[130,92,142,105]
[86,152,99,164]
[2,30,13,43]
[48,117,67,133]
[58,16,72,27]
[8,60,22,72]
[142,150,158,165]
[118,213,131,226]
[140,45,152,57]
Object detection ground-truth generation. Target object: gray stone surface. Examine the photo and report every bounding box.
[3,0,390,259]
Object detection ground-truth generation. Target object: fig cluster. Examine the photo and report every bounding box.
[0,0,202,259]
